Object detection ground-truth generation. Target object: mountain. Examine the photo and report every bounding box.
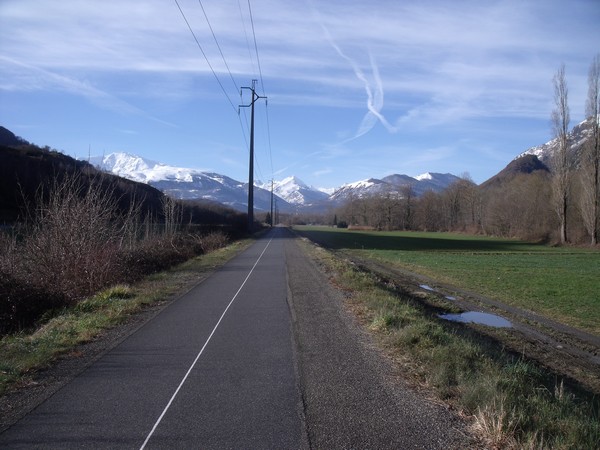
[91,152,463,212]
[0,126,29,147]
[0,144,165,225]
[517,116,596,165]
[267,176,330,206]
[480,154,550,189]
[330,178,391,202]
[330,172,461,202]
[90,153,294,212]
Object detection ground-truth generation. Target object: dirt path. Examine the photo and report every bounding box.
[338,250,600,394]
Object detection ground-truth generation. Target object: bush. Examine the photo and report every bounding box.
[0,268,68,334]
[197,231,229,253]
[0,174,234,334]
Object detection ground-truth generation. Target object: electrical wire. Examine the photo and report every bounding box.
[247,0,265,96]
[174,0,273,189]
[247,0,274,178]
[198,0,239,93]
[173,0,237,114]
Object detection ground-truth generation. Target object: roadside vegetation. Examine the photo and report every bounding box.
[0,173,240,335]
[295,227,600,449]
[295,227,600,335]
[0,172,254,394]
[0,238,250,397]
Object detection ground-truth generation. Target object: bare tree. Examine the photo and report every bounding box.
[580,54,600,245]
[551,64,571,244]
[399,185,415,230]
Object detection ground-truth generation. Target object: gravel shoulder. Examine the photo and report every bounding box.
[284,234,473,449]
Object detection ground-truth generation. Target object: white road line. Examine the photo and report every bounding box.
[139,234,275,449]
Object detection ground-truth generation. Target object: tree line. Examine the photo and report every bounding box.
[296,55,600,246]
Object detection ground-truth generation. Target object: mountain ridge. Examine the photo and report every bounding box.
[90,152,460,212]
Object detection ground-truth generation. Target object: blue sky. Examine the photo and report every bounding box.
[1,0,599,189]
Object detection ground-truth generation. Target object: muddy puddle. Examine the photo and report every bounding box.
[439,311,512,328]
[419,284,435,292]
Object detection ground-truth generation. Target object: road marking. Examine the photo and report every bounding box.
[139,234,275,449]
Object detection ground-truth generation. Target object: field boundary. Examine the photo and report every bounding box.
[306,240,600,393]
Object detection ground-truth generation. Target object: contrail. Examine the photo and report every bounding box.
[0,56,176,128]
[309,2,397,140]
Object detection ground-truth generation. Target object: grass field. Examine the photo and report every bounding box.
[294,226,600,335]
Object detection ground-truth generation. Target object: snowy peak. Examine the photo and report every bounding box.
[90,152,195,184]
[415,172,433,181]
[278,176,308,189]
[86,152,461,212]
[88,152,286,212]
[331,173,460,201]
[272,176,329,205]
[517,116,596,163]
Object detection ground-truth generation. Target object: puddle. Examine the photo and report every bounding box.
[439,311,512,328]
[445,296,456,301]
[419,284,435,292]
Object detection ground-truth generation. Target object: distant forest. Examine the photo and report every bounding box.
[290,149,595,245]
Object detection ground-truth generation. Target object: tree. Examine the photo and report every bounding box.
[580,54,600,245]
[551,64,571,243]
[399,185,415,230]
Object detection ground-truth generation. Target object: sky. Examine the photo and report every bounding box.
[1,0,599,189]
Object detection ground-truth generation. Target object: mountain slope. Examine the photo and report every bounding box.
[268,176,330,205]
[0,146,165,224]
[480,154,550,190]
[331,173,461,202]
[517,116,596,165]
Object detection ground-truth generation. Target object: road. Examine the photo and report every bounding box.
[0,228,468,449]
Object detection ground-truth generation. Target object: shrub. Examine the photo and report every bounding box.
[0,174,234,334]
[197,231,229,253]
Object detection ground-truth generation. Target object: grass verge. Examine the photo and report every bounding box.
[297,237,600,449]
[0,238,252,397]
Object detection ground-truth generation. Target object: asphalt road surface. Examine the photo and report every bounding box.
[0,227,469,449]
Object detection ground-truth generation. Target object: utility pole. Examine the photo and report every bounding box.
[239,80,266,232]
[270,179,274,227]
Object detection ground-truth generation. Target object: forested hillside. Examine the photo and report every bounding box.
[0,129,247,334]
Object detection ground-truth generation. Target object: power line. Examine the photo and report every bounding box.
[174,0,251,152]
[247,0,274,177]
[173,0,237,114]
[198,0,239,93]
[247,0,265,95]
[238,0,257,81]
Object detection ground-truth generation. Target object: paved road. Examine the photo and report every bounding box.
[0,228,468,449]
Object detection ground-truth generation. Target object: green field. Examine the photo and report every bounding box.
[294,226,600,335]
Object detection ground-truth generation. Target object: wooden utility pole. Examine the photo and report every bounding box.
[240,80,266,232]
[270,179,274,227]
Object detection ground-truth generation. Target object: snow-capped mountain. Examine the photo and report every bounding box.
[330,178,390,201]
[260,176,330,206]
[89,153,292,212]
[330,173,461,202]
[517,116,596,164]
[88,152,461,213]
